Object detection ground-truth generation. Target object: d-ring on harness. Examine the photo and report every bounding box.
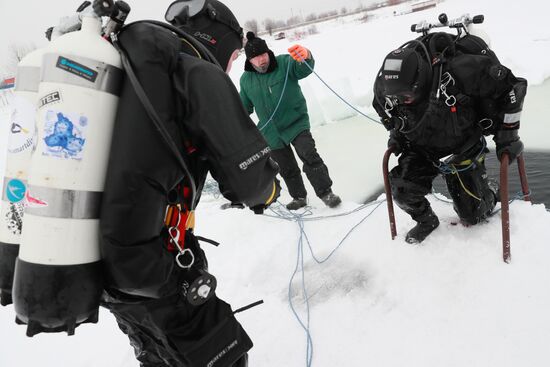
[167,207,196,269]
[165,199,216,305]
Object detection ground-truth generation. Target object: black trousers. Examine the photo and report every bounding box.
[389,145,496,225]
[270,130,333,199]
[102,293,248,367]
[101,234,249,367]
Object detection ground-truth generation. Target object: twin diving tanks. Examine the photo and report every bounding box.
[0,12,123,336]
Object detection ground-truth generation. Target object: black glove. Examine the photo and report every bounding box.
[494,129,524,164]
[497,139,524,163]
[250,179,281,214]
[388,130,403,156]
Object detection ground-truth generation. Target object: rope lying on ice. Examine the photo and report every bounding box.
[264,188,548,366]
[265,200,385,367]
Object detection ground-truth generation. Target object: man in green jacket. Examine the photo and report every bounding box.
[240,32,341,210]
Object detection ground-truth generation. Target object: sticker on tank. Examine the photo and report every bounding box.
[39,91,62,109]
[8,95,36,155]
[5,179,26,203]
[4,202,24,236]
[42,111,87,160]
[56,56,98,83]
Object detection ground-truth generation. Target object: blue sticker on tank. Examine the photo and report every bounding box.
[56,56,98,82]
[43,111,87,160]
[6,179,26,203]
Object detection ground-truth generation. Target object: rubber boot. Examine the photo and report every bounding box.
[320,191,342,208]
[405,208,440,244]
[286,197,307,210]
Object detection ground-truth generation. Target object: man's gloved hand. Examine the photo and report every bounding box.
[494,129,524,164]
[288,45,310,62]
[388,130,403,156]
[497,139,524,163]
[251,179,281,214]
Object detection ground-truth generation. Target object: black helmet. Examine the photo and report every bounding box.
[166,0,244,70]
[375,47,432,105]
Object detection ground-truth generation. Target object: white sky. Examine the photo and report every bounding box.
[0,0,373,72]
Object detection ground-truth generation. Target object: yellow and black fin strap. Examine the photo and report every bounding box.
[265,181,278,205]
[456,155,485,167]
[452,167,482,202]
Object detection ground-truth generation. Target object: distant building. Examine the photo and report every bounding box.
[411,0,438,12]
[274,32,286,40]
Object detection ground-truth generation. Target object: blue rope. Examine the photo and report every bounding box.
[259,57,292,132]
[491,191,532,215]
[257,53,383,131]
[296,55,382,125]
[431,187,533,215]
[435,138,488,175]
[267,200,385,367]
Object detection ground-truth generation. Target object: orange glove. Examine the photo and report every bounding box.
[288,44,310,62]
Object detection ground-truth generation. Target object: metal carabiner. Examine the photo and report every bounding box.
[176,248,195,269]
[440,72,455,88]
[478,118,494,131]
[168,226,181,249]
[384,96,394,111]
[445,94,457,107]
[397,116,407,133]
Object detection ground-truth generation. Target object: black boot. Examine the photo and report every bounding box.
[286,197,307,210]
[405,208,440,244]
[220,202,245,210]
[320,191,342,208]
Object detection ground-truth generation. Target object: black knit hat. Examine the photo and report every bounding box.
[167,0,244,70]
[244,32,270,60]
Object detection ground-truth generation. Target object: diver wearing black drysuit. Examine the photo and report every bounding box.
[99,1,279,366]
[373,32,527,244]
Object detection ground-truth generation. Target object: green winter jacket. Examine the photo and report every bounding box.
[240,53,315,149]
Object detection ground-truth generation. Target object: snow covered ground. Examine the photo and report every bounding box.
[1,0,550,366]
[3,191,550,367]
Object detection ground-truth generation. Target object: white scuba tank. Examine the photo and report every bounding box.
[0,48,43,306]
[12,14,123,336]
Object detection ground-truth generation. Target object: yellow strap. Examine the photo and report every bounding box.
[186,210,196,230]
[180,38,202,59]
[455,155,485,167]
[265,181,278,205]
[452,167,482,202]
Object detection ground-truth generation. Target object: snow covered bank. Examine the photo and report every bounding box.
[200,194,550,367]
[0,0,549,365]
[1,192,549,367]
[229,0,550,131]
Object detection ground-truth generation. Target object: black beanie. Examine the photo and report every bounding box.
[170,0,243,70]
[244,32,270,60]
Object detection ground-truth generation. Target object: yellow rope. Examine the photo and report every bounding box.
[180,38,202,59]
[451,165,482,201]
[265,181,278,205]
